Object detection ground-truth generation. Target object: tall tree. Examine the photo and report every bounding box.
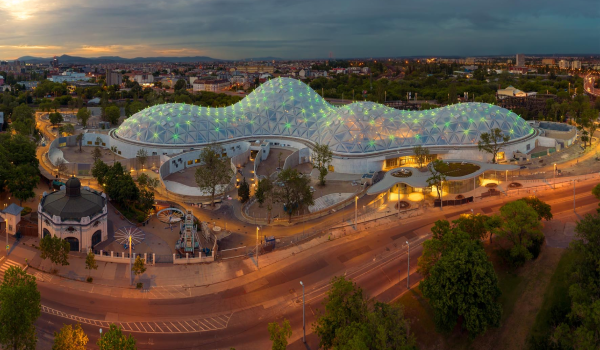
[105,105,121,125]
[136,149,148,171]
[58,123,75,136]
[91,147,103,163]
[554,213,600,349]
[267,319,292,350]
[0,266,41,350]
[275,168,314,221]
[493,200,544,267]
[7,164,39,205]
[48,111,63,126]
[11,104,36,136]
[194,144,234,206]
[76,133,84,152]
[85,251,98,280]
[312,143,333,185]
[132,256,146,285]
[52,323,88,350]
[413,145,430,168]
[518,197,553,221]
[478,128,510,163]
[76,107,91,128]
[40,234,71,271]
[97,324,136,350]
[420,229,502,338]
[256,177,275,223]
[237,177,250,203]
[426,159,447,200]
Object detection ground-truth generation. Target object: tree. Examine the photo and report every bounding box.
[136,149,148,171]
[92,160,110,185]
[419,230,502,338]
[85,251,98,280]
[76,107,91,128]
[52,323,88,350]
[194,144,234,206]
[105,105,121,125]
[275,168,314,221]
[452,213,495,241]
[40,234,71,271]
[7,164,39,205]
[518,197,553,221]
[493,200,544,267]
[96,324,136,350]
[312,143,333,185]
[11,104,36,135]
[256,177,275,223]
[238,177,250,203]
[174,79,187,91]
[49,111,63,126]
[56,157,68,180]
[91,147,103,163]
[76,133,84,152]
[0,266,41,350]
[553,212,600,349]
[58,123,75,136]
[426,159,447,200]
[413,145,430,168]
[478,128,510,163]
[132,256,146,284]
[103,162,139,206]
[313,276,416,349]
[267,319,292,350]
[593,183,600,213]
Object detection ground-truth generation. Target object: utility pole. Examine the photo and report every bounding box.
[355,196,358,229]
[406,241,410,289]
[256,226,260,269]
[129,235,132,285]
[397,185,401,219]
[573,179,576,212]
[300,281,305,342]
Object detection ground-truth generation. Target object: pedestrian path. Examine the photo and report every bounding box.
[41,305,233,333]
[0,259,22,283]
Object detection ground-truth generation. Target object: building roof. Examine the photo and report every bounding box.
[116,77,534,155]
[2,203,23,216]
[41,177,105,221]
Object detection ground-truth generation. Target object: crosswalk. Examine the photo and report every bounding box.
[0,259,22,283]
[42,305,233,333]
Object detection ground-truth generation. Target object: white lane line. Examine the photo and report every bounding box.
[144,322,154,332]
[209,317,226,328]
[202,318,219,329]
[182,320,194,331]
[131,323,141,332]
[169,322,181,332]
[153,323,164,332]
[162,323,173,332]
[138,323,147,332]
[196,319,211,330]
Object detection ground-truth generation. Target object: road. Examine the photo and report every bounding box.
[30,180,600,349]
[584,74,600,98]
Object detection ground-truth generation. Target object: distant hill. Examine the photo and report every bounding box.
[15,54,225,64]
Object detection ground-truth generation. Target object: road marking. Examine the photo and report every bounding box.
[40,305,233,333]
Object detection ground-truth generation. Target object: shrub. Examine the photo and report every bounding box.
[136,282,143,289]
[86,277,93,283]
[528,234,545,260]
[21,206,32,216]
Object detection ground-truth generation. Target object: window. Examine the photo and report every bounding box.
[526,144,531,151]
[187,160,193,165]
[8,225,12,232]
[87,141,92,145]
[67,226,75,232]
[102,143,106,146]
[194,159,200,164]
[44,219,50,226]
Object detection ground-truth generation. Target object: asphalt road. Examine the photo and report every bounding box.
[33,181,600,349]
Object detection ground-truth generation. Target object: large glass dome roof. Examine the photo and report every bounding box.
[115,77,533,154]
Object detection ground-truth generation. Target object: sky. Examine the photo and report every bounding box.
[0,0,598,60]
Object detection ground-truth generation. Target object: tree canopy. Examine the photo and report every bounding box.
[97,324,136,350]
[52,323,88,350]
[275,168,314,220]
[194,144,234,206]
[312,143,333,185]
[478,128,510,163]
[0,266,41,350]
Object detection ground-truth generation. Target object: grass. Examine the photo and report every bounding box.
[527,248,576,344]
[439,162,481,177]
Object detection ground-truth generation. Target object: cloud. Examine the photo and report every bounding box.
[0,0,598,59]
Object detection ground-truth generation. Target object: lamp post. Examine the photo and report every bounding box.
[553,164,557,189]
[397,185,401,219]
[129,235,132,286]
[256,226,260,269]
[355,196,358,228]
[573,179,576,212]
[299,281,305,343]
[406,241,410,289]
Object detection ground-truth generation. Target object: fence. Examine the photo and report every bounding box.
[433,196,474,207]
[93,250,148,264]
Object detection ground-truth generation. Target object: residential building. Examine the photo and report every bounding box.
[49,71,90,83]
[559,60,569,69]
[541,58,556,66]
[16,81,39,90]
[106,72,123,86]
[0,111,4,130]
[571,61,581,69]
[0,75,4,85]
[497,85,536,99]
[192,79,229,92]
[238,65,275,74]
[516,54,525,67]
[132,74,154,85]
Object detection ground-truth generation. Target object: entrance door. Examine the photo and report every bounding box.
[43,229,51,238]
[64,237,79,252]
[91,230,102,248]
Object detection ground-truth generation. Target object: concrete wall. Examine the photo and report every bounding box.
[536,136,558,148]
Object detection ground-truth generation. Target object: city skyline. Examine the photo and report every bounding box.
[0,0,598,60]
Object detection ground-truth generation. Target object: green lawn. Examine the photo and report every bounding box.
[439,163,481,177]
[527,248,576,347]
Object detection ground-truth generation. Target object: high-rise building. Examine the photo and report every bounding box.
[559,60,569,69]
[516,54,525,67]
[106,72,123,86]
[571,61,581,69]
[51,56,59,68]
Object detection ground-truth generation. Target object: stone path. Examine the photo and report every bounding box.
[309,192,354,212]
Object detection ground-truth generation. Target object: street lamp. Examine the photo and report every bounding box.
[573,179,576,212]
[256,226,260,269]
[129,235,132,286]
[406,241,410,289]
[553,164,557,189]
[299,281,305,343]
[355,196,358,229]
